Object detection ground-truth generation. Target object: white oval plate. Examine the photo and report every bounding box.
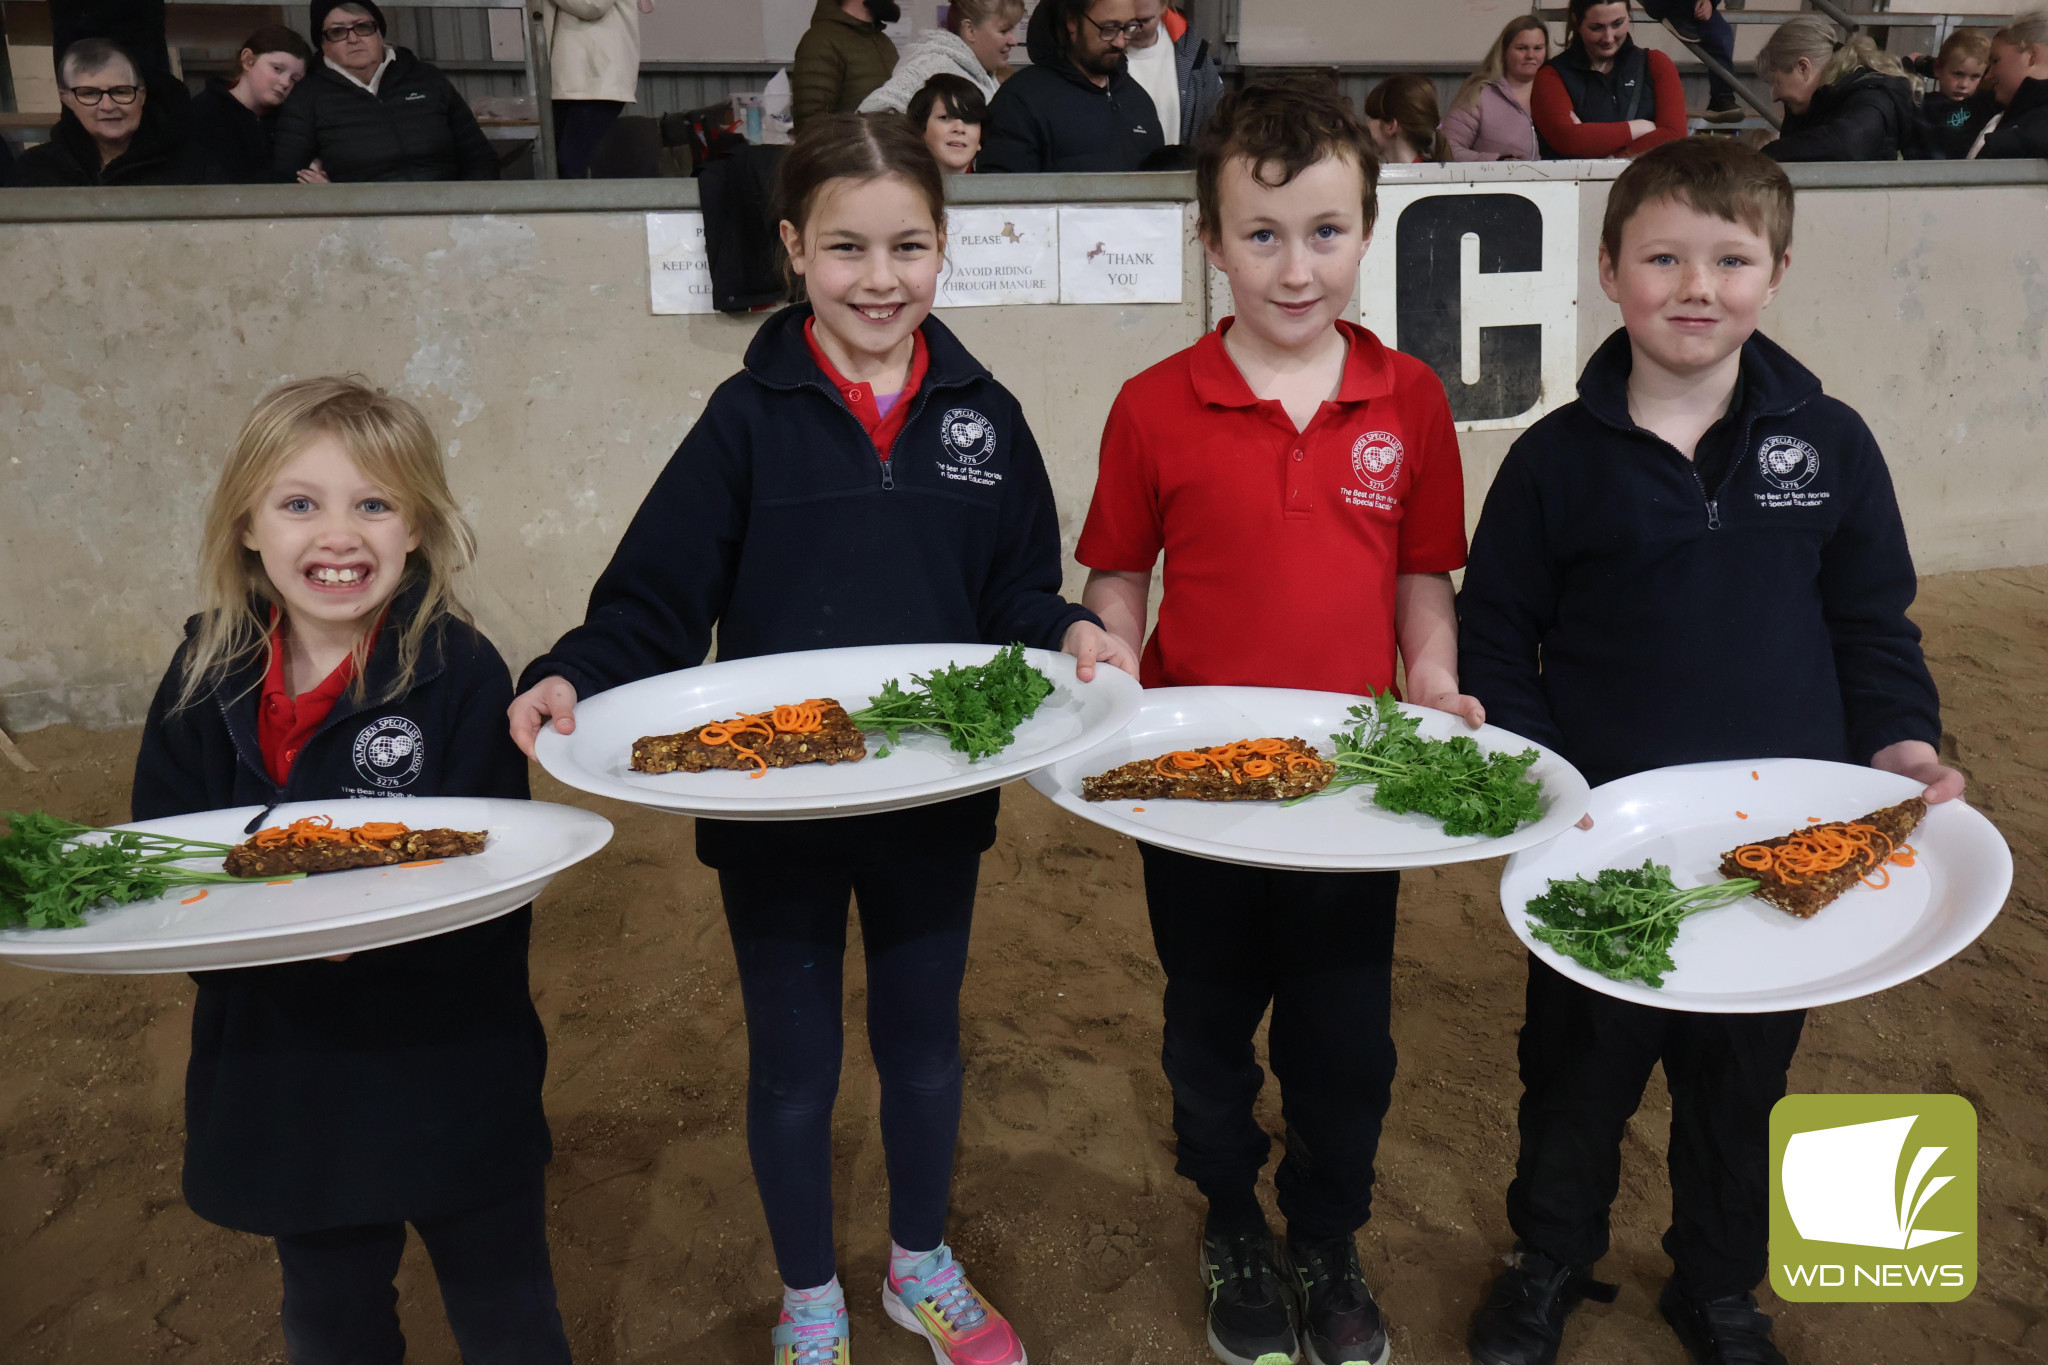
[0,798,614,975]
[1025,686,1589,870]
[1499,758,2013,1012]
[535,643,1144,820]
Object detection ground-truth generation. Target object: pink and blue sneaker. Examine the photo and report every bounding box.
[773,1301,851,1365]
[883,1244,1028,1365]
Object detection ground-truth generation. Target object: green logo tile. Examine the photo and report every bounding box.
[1770,1093,1976,1302]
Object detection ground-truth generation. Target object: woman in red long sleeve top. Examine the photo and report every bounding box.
[1533,0,1688,157]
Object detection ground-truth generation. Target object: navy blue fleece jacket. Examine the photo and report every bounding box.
[521,303,1097,864]
[1458,328,1941,787]
[132,589,550,1235]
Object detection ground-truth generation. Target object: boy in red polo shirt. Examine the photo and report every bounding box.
[1077,82,1479,1365]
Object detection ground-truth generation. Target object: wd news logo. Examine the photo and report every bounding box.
[1770,1094,1976,1302]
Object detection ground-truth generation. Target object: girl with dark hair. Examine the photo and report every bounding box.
[509,112,1133,1365]
[184,25,325,183]
[907,72,987,172]
[1364,72,1451,163]
[1531,0,1687,159]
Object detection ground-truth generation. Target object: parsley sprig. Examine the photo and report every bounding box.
[0,812,295,931]
[1288,693,1544,838]
[847,643,1055,762]
[1524,860,1761,988]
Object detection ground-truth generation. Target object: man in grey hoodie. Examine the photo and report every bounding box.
[1122,0,1224,146]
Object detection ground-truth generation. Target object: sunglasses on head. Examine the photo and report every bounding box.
[322,19,380,41]
[64,83,142,105]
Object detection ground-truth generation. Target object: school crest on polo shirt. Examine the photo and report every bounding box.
[352,716,425,790]
[936,407,1003,488]
[1350,431,1405,491]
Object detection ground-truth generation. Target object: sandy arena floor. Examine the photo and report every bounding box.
[2,566,2044,1364]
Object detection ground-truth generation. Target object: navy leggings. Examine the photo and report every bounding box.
[719,855,981,1290]
[273,1171,570,1364]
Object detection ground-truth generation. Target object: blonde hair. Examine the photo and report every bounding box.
[1757,15,1907,85]
[1993,10,2048,53]
[1935,28,1991,69]
[175,376,477,712]
[1453,15,1550,112]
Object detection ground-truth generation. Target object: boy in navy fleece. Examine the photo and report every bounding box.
[1458,139,1963,1365]
[1915,28,1999,159]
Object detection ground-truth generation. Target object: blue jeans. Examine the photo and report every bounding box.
[1643,0,1738,102]
[719,855,981,1289]
[274,1171,570,1365]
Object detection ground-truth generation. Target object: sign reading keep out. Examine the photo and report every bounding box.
[1358,182,1579,432]
[646,212,713,316]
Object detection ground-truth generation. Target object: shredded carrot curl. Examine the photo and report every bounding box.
[249,815,416,849]
[1151,738,1331,787]
[1730,820,1900,889]
[697,699,834,778]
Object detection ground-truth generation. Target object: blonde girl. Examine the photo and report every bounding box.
[1446,15,1549,161]
[1975,10,2048,157]
[133,376,568,1365]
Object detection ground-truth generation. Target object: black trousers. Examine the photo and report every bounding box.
[1508,957,1805,1299]
[1139,845,1401,1240]
[718,854,981,1290]
[274,1170,570,1364]
[552,99,626,180]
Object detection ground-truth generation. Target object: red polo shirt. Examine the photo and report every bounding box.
[804,318,929,461]
[1076,319,1466,693]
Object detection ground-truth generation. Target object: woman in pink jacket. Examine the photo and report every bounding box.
[1444,14,1549,161]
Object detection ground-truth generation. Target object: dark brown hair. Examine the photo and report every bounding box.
[1601,137,1795,266]
[1363,74,1451,163]
[908,73,988,128]
[241,24,315,65]
[776,111,947,241]
[1195,79,1380,243]
[1564,0,1629,49]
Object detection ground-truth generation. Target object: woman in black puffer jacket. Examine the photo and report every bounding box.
[1756,16,1922,161]
[272,1,497,182]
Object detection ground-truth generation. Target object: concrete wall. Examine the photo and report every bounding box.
[3,163,2046,732]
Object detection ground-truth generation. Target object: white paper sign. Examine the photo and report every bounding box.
[1057,204,1184,305]
[1357,182,1578,431]
[647,212,714,315]
[936,207,1060,308]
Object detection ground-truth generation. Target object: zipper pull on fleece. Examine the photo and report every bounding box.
[879,456,894,491]
[1706,499,1721,530]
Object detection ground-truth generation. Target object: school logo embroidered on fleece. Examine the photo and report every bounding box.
[1758,435,1821,491]
[1350,431,1405,492]
[352,717,425,790]
[941,408,996,467]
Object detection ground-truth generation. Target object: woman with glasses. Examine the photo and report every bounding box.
[270,1,499,182]
[980,0,1164,172]
[16,36,191,187]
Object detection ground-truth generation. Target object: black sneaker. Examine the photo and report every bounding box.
[1702,90,1745,123]
[1200,1227,1301,1365]
[1287,1233,1389,1365]
[1467,1243,1617,1365]
[1657,1280,1789,1365]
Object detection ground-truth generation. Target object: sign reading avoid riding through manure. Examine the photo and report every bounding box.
[937,207,1060,309]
